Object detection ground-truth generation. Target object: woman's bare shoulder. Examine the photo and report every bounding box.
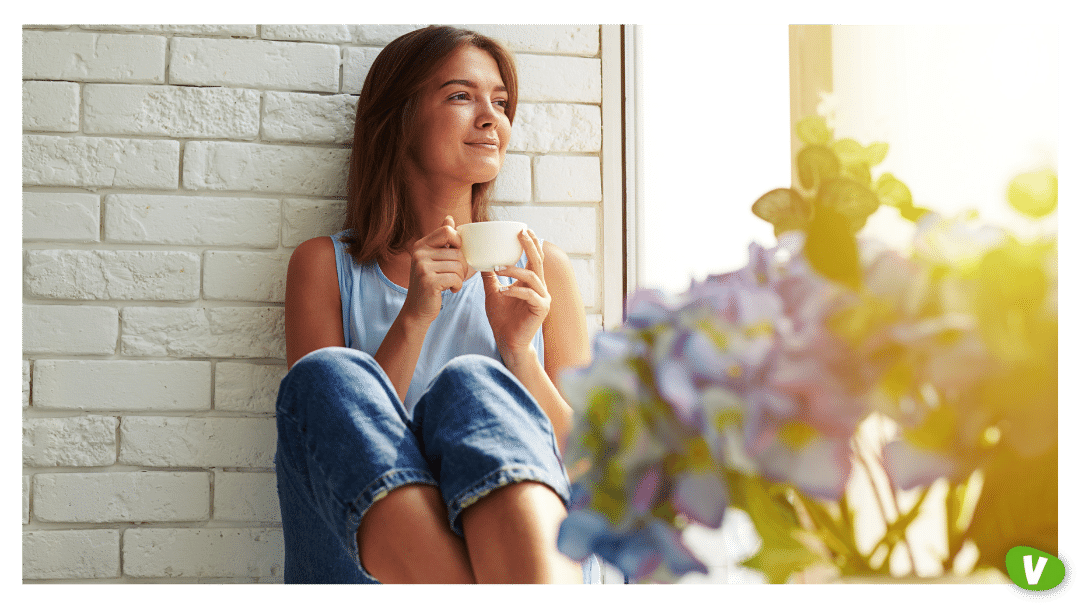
[286,236,345,367]
[290,236,337,269]
[540,239,590,373]
[541,240,574,285]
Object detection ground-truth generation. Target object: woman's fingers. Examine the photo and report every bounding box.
[416,258,467,281]
[426,225,462,250]
[425,269,464,294]
[416,217,462,251]
[428,246,466,264]
[417,242,467,280]
[480,270,501,294]
[496,283,549,310]
[494,265,547,297]
[520,229,544,271]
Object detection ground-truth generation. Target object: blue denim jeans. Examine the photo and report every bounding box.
[274,347,594,583]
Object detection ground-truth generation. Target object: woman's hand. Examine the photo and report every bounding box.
[481,228,551,366]
[400,216,469,326]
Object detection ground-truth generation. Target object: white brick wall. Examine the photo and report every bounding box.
[23,81,80,132]
[23,530,121,580]
[83,84,262,139]
[22,24,610,583]
[23,135,180,189]
[214,363,287,414]
[33,360,212,411]
[33,472,211,523]
[23,415,119,467]
[23,193,100,242]
[24,250,201,300]
[22,31,167,83]
[122,528,284,578]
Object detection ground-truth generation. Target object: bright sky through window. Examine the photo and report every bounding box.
[637,24,790,297]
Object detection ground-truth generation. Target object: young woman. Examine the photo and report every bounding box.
[274,26,594,584]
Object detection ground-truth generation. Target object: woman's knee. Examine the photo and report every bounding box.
[277,347,393,419]
[420,354,545,425]
[290,346,375,377]
[434,354,509,387]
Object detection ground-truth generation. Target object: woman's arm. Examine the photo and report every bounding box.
[284,237,346,369]
[498,240,590,454]
[376,217,469,402]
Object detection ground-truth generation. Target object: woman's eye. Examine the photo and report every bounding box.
[449,92,469,101]
[494,99,509,109]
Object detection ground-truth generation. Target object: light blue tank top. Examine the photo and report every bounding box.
[330,230,544,415]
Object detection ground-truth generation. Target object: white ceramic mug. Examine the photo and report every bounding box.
[457,221,527,271]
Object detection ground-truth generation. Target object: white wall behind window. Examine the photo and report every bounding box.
[637,25,791,297]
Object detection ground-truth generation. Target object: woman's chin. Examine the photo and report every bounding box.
[466,164,502,185]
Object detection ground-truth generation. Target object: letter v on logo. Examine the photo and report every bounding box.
[1006,546,1066,591]
[1023,554,1047,585]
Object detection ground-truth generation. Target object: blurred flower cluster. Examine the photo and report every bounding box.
[556,117,1058,583]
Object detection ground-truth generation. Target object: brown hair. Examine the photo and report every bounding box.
[341,25,519,264]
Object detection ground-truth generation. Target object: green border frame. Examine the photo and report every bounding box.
[10,4,1071,608]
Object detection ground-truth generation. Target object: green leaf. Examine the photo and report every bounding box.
[731,474,821,583]
[842,161,873,187]
[1006,169,1057,218]
[874,173,913,209]
[832,138,865,166]
[819,177,880,231]
[751,188,813,235]
[796,115,832,145]
[797,145,841,191]
[866,142,889,166]
[804,204,862,290]
[741,542,822,584]
[793,491,868,572]
[899,204,932,223]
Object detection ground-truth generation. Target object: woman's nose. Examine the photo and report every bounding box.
[475,100,497,128]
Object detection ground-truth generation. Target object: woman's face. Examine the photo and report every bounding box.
[408,44,511,188]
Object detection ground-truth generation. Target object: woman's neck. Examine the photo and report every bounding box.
[377,176,476,289]
[407,179,475,237]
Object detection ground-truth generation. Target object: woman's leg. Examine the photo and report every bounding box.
[411,354,583,583]
[275,347,474,583]
[460,481,583,583]
[358,483,474,583]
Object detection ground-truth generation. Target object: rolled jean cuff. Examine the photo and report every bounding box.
[348,467,439,583]
[446,464,571,537]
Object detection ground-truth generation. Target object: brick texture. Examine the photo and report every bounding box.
[122,528,284,578]
[32,360,211,411]
[23,530,121,579]
[83,84,261,139]
[23,192,100,242]
[182,141,349,196]
[23,415,118,467]
[22,31,166,83]
[213,472,282,521]
[24,250,200,300]
[104,195,280,247]
[23,305,118,355]
[214,363,287,413]
[120,307,286,358]
[119,417,277,468]
[33,472,210,523]
[23,80,80,132]
[170,38,340,92]
[23,135,180,189]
